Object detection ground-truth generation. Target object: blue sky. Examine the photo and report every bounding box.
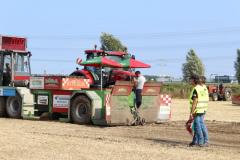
[1,0,240,78]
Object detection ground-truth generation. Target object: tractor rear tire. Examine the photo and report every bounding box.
[0,97,6,117]
[212,93,218,101]
[224,88,232,101]
[6,94,22,119]
[71,95,92,124]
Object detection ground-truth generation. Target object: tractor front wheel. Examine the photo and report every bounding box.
[71,95,92,124]
[6,94,22,118]
[212,93,218,101]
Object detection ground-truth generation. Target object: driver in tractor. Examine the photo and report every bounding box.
[3,63,11,86]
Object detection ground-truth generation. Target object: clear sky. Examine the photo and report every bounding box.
[1,0,240,79]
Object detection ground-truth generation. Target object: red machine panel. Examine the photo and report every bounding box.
[44,76,62,89]
[111,81,133,96]
[142,82,161,96]
[0,35,27,52]
[30,76,90,90]
[62,78,90,90]
[232,95,240,105]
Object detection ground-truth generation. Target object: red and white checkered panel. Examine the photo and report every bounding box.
[160,94,172,106]
[62,78,69,86]
[105,94,111,121]
[62,78,90,89]
[83,79,90,88]
[157,94,172,122]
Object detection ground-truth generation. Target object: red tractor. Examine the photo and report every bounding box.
[208,84,232,101]
[70,49,135,88]
[0,35,32,118]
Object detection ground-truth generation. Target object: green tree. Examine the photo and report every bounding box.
[100,32,126,51]
[234,49,240,83]
[182,49,205,82]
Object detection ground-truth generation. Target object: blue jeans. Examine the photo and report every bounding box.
[192,114,209,144]
[201,114,209,144]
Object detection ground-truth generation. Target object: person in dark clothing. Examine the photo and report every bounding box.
[3,63,11,86]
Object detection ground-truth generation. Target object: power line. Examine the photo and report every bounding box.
[28,40,240,51]
[31,59,75,63]
[26,26,240,40]
[144,55,235,63]
[31,55,235,64]
[30,47,86,51]
[130,40,240,50]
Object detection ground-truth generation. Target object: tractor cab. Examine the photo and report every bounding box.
[71,49,137,88]
[0,36,31,87]
[86,50,133,85]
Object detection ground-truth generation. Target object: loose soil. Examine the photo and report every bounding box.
[0,100,239,160]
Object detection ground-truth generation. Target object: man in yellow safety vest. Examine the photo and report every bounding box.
[188,75,209,147]
[199,76,209,145]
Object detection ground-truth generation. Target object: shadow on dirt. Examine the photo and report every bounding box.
[146,138,186,146]
[147,138,240,150]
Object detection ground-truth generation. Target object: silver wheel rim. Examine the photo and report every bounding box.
[10,98,20,113]
[225,92,230,98]
[76,103,88,118]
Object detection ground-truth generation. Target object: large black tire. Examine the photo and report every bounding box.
[224,88,232,101]
[0,97,6,117]
[6,94,22,119]
[212,93,218,101]
[71,95,92,124]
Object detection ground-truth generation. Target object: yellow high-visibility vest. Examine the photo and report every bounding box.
[195,85,209,113]
[189,85,209,114]
[201,84,209,112]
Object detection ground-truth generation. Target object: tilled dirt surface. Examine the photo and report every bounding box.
[0,100,240,160]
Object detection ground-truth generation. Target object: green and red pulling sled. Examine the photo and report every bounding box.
[25,76,168,126]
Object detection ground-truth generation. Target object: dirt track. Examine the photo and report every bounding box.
[0,100,240,160]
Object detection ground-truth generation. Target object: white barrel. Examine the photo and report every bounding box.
[157,94,171,122]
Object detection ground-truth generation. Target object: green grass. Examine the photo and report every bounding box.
[161,83,192,98]
[161,83,240,98]
[230,85,240,96]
